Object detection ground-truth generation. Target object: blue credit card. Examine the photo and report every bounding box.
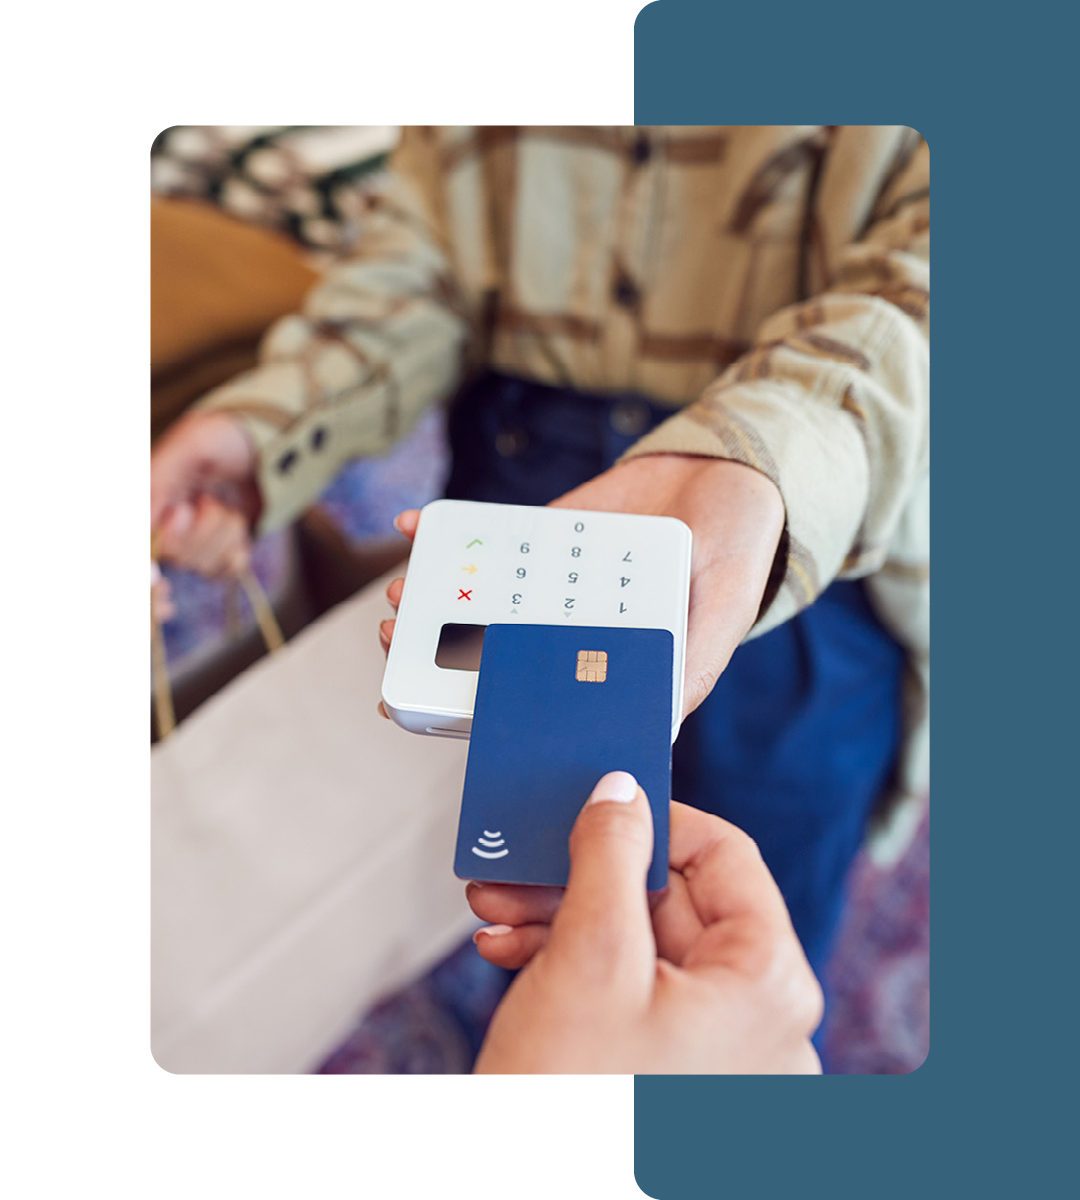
[454,624,673,890]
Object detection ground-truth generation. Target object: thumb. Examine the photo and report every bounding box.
[545,771,657,998]
[153,501,194,559]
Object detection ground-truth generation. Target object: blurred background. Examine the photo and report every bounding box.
[151,125,928,1074]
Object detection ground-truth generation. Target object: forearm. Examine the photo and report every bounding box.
[194,295,467,533]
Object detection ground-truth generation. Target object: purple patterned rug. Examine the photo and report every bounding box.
[824,807,930,1073]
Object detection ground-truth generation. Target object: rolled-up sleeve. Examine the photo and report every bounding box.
[622,131,930,636]
[194,128,471,533]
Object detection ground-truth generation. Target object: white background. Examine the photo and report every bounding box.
[2,2,654,1197]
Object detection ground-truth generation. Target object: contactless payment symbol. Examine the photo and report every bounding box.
[471,830,509,859]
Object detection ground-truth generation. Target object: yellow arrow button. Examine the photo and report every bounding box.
[461,564,478,575]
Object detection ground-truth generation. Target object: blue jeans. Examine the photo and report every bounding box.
[445,371,904,978]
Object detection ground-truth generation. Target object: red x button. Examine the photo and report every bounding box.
[458,589,473,601]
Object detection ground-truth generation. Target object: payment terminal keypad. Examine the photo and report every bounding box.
[381,499,692,740]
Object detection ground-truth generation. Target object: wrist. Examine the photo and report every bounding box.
[630,450,781,503]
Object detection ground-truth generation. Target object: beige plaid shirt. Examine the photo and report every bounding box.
[197,125,929,857]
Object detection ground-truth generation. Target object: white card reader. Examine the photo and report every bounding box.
[381,499,692,742]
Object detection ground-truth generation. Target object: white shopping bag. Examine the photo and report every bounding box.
[151,570,475,1074]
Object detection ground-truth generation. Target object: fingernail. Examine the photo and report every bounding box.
[392,513,404,533]
[588,770,638,805]
[379,620,392,643]
[467,880,485,888]
[473,924,513,943]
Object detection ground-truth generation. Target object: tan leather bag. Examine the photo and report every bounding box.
[151,197,318,441]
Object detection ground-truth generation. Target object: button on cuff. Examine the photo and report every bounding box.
[276,449,299,475]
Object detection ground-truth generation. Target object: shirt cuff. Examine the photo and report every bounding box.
[618,387,869,636]
[195,363,394,534]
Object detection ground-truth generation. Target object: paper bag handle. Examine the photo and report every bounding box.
[151,544,285,739]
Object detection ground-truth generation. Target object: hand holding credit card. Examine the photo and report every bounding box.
[454,624,674,890]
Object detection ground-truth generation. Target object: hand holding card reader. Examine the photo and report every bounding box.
[381,499,693,742]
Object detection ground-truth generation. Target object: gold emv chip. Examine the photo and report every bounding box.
[576,650,608,682]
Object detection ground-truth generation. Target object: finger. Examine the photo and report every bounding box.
[150,485,174,532]
[377,701,389,720]
[197,522,247,579]
[150,438,192,529]
[154,502,195,564]
[392,510,421,542]
[212,508,252,579]
[224,540,252,578]
[465,881,564,928]
[668,802,790,929]
[158,497,223,574]
[379,618,395,653]
[545,771,656,998]
[385,577,404,612]
[472,923,551,970]
[666,802,800,978]
[166,502,196,536]
[151,580,176,623]
[681,560,759,715]
[195,497,249,578]
[187,498,248,578]
[181,508,227,576]
[649,865,707,966]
